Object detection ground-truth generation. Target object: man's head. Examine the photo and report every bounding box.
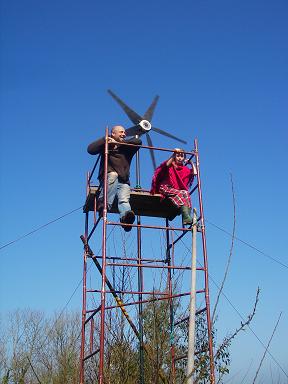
[173,148,186,165]
[111,125,126,142]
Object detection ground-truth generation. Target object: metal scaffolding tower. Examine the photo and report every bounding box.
[80,128,215,383]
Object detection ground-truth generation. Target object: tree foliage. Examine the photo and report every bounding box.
[0,292,258,383]
[0,310,80,384]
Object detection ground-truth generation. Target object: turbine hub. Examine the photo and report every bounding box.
[139,120,152,132]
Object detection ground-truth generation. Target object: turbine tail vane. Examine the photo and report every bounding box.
[125,125,143,137]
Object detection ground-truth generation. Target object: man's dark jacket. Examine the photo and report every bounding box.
[87,137,142,184]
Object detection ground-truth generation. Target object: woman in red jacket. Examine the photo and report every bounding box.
[151,148,196,225]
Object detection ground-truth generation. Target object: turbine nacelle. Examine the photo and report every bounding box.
[139,119,152,132]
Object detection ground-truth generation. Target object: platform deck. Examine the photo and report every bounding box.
[83,186,180,219]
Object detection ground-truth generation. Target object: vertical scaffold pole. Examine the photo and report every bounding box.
[166,218,176,380]
[98,127,109,384]
[135,145,145,384]
[186,208,197,383]
[79,173,89,384]
[194,139,215,384]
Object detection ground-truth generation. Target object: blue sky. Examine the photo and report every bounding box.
[1,0,287,382]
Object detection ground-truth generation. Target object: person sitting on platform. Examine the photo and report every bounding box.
[87,125,142,232]
[150,148,196,225]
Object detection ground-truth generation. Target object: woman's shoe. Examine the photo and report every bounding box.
[180,206,192,225]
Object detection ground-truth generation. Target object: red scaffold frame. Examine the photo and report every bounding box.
[80,127,215,384]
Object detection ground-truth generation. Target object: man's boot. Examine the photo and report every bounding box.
[180,206,192,225]
[120,210,135,232]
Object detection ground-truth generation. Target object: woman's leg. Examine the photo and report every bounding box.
[159,185,191,208]
[160,185,192,224]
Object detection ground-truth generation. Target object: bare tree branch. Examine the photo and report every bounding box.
[26,356,42,384]
[212,173,236,322]
[252,312,282,384]
[215,287,260,361]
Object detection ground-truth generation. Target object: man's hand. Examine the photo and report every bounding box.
[171,160,178,169]
[107,137,117,144]
[107,137,119,150]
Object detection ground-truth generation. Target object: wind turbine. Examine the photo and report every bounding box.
[108,89,187,169]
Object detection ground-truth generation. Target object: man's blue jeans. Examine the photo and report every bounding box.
[99,172,131,219]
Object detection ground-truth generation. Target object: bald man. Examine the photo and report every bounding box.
[87,126,142,231]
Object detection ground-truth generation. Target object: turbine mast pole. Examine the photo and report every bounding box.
[135,136,145,384]
[186,208,197,383]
